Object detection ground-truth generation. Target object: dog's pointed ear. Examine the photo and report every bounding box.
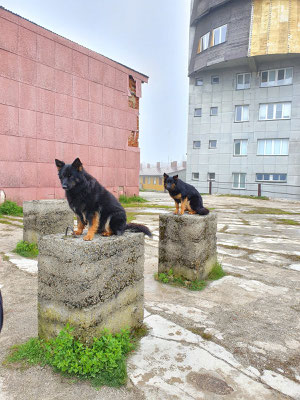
[173,175,178,181]
[55,159,65,170]
[163,173,168,180]
[72,158,83,171]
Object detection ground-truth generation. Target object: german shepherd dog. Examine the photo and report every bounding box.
[163,173,209,216]
[55,158,152,241]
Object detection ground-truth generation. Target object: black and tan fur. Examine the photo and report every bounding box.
[55,158,152,241]
[163,173,209,216]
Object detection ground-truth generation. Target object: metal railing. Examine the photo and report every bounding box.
[203,180,300,199]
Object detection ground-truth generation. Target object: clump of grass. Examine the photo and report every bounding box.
[154,262,225,291]
[119,195,147,204]
[0,200,23,216]
[5,325,137,388]
[244,207,299,215]
[207,262,226,280]
[14,241,38,258]
[275,219,300,226]
[219,194,269,200]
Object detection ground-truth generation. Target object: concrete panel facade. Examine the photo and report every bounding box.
[187,0,300,200]
[0,7,148,204]
[187,56,300,199]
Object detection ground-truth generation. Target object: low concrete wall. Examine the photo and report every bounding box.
[23,200,74,243]
[158,212,217,281]
[38,232,144,343]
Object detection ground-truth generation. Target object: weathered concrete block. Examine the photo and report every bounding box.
[38,232,144,342]
[158,212,217,281]
[23,199,74,243]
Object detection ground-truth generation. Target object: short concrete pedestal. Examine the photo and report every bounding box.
[23,200,74,243]
[38,232,144,343]
[158,212,217,281]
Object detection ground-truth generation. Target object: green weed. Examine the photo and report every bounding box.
[14,241,39,258]
[207,262,226,280]
[275,219,300,226]
[219,194,269,200]
[154,262,225,291]
[0,200,23,216]
[5,325,136,388]
[119,195,147,204]
[244,207,299,215]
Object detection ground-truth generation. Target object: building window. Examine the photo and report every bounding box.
[210,107,218,116]
[235,105,249,122]
[153,177,157,185]
[234,139,248,156]
[259,103,291,120]
[159,178,163,185]
[212,24,227,46]
[194,108,202,117]
[209,140,217,149]
[198,32,210,53]
[237,73,251,90]
[233,173,246,189]
[256,173,287,182]
[208,172,215,181]
[147,177,151,184]
[193,140,201,149]
[257,139,289,155]
[211,76,220,84]
[195,78,203,86]
[261,68,293,87]
[192,172,199,180]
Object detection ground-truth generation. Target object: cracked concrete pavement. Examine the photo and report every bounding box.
[0,192,300,399]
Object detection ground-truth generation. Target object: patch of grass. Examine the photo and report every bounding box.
[0,200,23,216]
[243,207,299,215]
[14,241,38,258]
[0,218,23,228]
[240,218,250,225]
[2,254,9,261]
[207,262,226,280]
[154,263,225,291]
[5,325,137,388]
[275,219,300,226]
[219,194,269,200]
[188,327,213,341]
[119,195,147,204]
[123,203,173,209]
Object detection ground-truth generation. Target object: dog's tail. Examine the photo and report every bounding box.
[125,223,152,237]
[197,207,210,215]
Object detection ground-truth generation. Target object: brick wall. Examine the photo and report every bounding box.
[0,7,148,204]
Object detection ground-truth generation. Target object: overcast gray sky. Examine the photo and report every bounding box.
[1,0,190,165]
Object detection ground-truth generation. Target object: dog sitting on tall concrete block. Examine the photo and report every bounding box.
[55,158,152,241]
[163,173,209,216]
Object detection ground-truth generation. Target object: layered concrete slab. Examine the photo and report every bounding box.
[23,199,74,243]
[38,232,144,342]
[158,212,217,280]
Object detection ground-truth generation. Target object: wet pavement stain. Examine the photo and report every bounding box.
[187,372,234,395]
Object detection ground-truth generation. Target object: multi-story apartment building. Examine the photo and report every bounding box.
[187,0,300,199]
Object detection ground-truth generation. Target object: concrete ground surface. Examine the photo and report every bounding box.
[0,192,300,399]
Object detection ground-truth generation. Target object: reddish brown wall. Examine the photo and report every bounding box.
[0,7,148,204]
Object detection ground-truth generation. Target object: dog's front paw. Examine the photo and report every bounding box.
[74,230,83,235]
[83,234,93,241]
[173,211,178,215]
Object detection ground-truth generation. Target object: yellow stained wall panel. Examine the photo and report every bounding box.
[250,0,300,56]
[289,0,300,53]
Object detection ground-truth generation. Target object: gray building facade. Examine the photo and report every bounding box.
[187,0,300,199]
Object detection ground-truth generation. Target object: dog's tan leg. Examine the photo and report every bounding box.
[173,201,179,215]
[180,198,188,215]
[74,216,85,235]
[83,212,99,241]
[101,217,113,236]
[188,210,197,215]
